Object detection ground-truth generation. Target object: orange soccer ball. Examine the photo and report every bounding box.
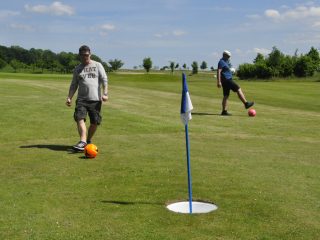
[84,144,98,158]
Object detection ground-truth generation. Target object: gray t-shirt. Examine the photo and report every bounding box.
[69,60,108,101]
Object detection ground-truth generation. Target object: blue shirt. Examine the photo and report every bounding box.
[218,58,232,80]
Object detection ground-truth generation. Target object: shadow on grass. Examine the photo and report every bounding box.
[20,144,81,154]
[193,112,247,117]
[192,112,220,116]
[100,200,163,206]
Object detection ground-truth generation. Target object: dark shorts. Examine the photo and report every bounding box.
[74,100,102,125]
[221,78,240,97]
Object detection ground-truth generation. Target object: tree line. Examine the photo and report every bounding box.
[142,57,211,74]
[0,45,124,73]
[237,46,320,79]
[1,44,319,79]
[0,45,212,75]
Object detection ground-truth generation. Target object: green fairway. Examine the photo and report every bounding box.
[0,72,319,240]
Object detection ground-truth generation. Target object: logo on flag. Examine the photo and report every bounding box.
[180,73,193,125]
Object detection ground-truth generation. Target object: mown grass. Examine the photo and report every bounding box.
[0,72,319,240]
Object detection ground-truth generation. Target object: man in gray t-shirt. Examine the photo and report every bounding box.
[66,45,108,151]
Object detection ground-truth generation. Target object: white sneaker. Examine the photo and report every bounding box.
[72,141,87,151]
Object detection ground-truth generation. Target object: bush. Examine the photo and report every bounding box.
[279,57,294,77]
[255,63,273,79]
[293,56,316,77]
[0,58,7,69]
[237,63,256,79]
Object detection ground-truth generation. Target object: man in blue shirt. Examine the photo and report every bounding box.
[217,50,254,116]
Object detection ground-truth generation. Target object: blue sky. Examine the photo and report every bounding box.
[1,0,320,68]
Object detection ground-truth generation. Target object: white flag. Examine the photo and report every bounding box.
[180,73,193,125]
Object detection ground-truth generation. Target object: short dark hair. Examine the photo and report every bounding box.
[79,45,91,54]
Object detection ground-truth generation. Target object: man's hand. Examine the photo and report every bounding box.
[217,81,222,88]
[102,94,109,102]
[66,97,72,106]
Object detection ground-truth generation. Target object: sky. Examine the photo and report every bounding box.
[1,0,320,69]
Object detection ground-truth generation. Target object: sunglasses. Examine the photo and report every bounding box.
[80,53,90,57]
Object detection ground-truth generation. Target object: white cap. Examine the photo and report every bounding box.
[223,50,231,57]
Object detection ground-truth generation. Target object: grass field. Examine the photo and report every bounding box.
[0,72,319,240]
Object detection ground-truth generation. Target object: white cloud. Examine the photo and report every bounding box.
[265,9,281,19]
[283,32,320,44]
[97,23,116,36]
[100,24,115,31]
[25,1,74,16]
[0,10,20,19]
[10,23,34,32]
[210,51,220,58]
[172,30,187,36]
[312,21,320,28]
[253,47,271,55]
[280,5,290,9]
[246,14,261,19]
[154,33,164,38]
[154,30,187,38]
[265,4,320,21]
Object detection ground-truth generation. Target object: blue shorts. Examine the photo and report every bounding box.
[222,78,240,97]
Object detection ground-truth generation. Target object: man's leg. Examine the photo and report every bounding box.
[222,96,228,111]
[237,88,247,104]
[87,101,102,143]
[72,119,88,151]
[87,124,97,143]
[221,95,232,115]
[237,88,254,109]
[77,119,87,142]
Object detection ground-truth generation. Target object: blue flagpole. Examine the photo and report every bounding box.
[185,123,193,214]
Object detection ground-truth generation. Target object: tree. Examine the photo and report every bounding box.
[69,60,80,72]
[169,62,175,73]
[10,59,25,72]
[29,48,40,64]
[58,52,76,73]
[42,50,57,72]
[293,55,316,77]
[267,47,283,66]
[254,53,265,64]
[102,62,112,73]
[279,55,294,77]
[108,59,124,71]
[169,61,179,74]
[182,63,187,70]
[10,45,32,65]
[91,54,102,63]
[307,46,320,71]
[200,61,207,70]
[266,46,285,77]
[0,58,7,69]
[0,45,11,63]
[191,61,198,74]
[29,48,42,72]
[160,66,168,71]
[0,44,108,74]
[143,57,152,73]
